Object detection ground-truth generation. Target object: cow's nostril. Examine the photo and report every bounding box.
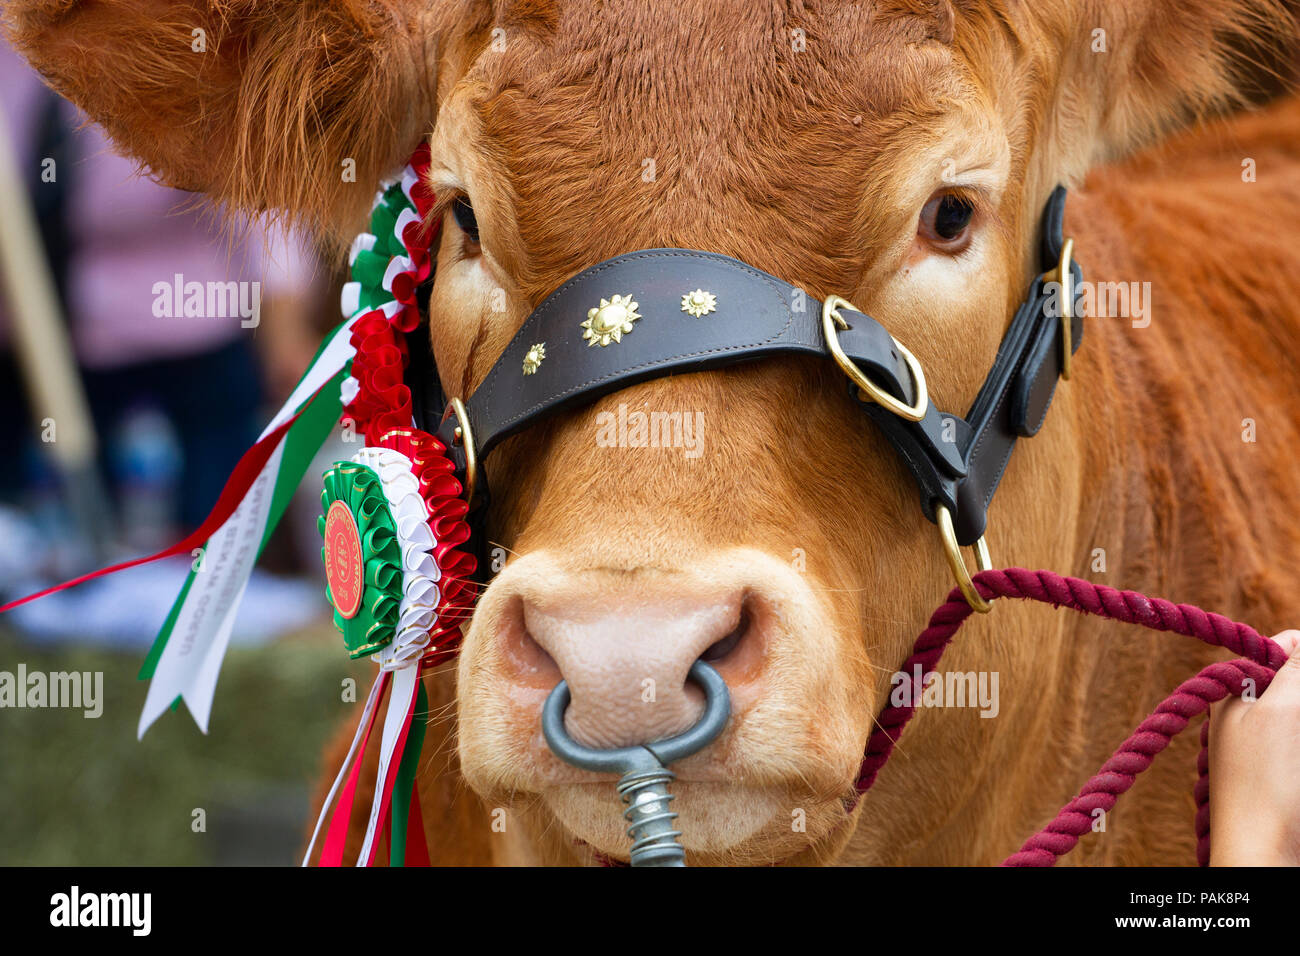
[501,598,562,687]
[522,631,558,672]
[700,607,750,663]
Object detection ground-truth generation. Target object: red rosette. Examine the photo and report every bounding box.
[391,269,417,303]
[390,221,438,332]
[398,217,437,286]
[374,428,478,662]
[408,141,431,178]
[383,259,427,334]
[343,311,414,444]
[389,146,440,332]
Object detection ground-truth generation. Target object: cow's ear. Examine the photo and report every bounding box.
[4,0,453,238]
[996,0,1294,170]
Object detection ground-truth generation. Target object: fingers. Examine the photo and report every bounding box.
[1212,629,1300,730]
[1259,629,1300,710]
[1270,629,1300,657]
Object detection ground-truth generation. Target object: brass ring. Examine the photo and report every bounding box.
[439,397,478,505]
[936,504,992,613]
[1044,238,1075,381]
[822,295,928,422]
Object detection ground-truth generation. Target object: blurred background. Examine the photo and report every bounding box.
[0,38,372,864]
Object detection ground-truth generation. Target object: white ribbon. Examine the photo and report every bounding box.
[394,207,421,246]
[310,446,443,863]
[400,169,420,207]
[348,232,377,266]
[381,255,416,293]
[356,663,420,866]
[349,447,442,672]
[300,674,385,866]
[136,317,361,738]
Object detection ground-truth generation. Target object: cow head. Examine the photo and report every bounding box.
[8,0,1286,864]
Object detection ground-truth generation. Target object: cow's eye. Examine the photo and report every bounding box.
[918,192,975,248]
[451,196,481,247]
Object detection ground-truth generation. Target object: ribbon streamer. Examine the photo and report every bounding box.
[389,675,429,867]
[302,673,386,866]
[319,671,392,867]
[357,663,420,865]
[136,317,362,735]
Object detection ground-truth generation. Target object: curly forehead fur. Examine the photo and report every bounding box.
[463,1,964,297]
[3,0,1288,247]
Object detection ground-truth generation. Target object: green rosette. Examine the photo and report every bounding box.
[318,462,403,659]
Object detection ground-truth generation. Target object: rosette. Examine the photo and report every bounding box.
[319,462,403,659]
[319,448,442,668]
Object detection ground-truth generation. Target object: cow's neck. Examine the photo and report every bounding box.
[845,110,1300,864]
[1071,157,1300,640]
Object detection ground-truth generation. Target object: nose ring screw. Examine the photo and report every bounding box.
[541,660,731,867]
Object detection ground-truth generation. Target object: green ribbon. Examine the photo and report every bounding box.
[140,168,425,698]
[389,677,429,867]
[319,462,402,659]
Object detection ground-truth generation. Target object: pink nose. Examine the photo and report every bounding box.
[505,588,749,751]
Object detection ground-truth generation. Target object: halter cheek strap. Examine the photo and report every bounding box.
[415,186,1084,607]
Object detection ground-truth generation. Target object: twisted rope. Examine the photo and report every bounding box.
[851,568,1287,867]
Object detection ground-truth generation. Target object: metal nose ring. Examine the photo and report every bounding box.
[541,660,731,866]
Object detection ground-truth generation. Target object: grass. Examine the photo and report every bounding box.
[0,626,371,865]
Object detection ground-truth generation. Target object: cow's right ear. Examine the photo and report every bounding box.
[1009,0,1295,176]
[3,0,459,238]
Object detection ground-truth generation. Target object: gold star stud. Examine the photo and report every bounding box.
[522,342,546,375]
[581,294,641,346]
[681,289,717,318]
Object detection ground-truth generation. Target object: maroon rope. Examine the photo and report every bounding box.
[850,568,1287,866]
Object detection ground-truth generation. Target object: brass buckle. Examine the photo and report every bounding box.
[822,295,928,423]
[439,397,478,504]
[936,504,992,613]
[1042,238,1075,381]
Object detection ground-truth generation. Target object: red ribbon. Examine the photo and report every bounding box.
[361,672,421,867]
[405,782,430,867]
[0,384,332,614]
[319,671,391,866]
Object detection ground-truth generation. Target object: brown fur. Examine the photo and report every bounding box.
[8,0,1299,864]
[2,0,465,243]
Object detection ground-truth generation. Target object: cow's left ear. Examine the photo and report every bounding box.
[3,0,469,239]
[988,0,1294,170]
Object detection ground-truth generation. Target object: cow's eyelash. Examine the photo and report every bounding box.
[934,185,989,220]
[451,196,481,243]
[431,191,483,260]
[935,184,1010,245]
[428,193,456,235]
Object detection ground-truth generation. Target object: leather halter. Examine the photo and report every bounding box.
[409,186,1084,609]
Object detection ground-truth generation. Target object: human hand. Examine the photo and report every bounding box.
[1209,629,1300,866]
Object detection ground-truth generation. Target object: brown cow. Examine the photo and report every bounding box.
[7,0,1299,866]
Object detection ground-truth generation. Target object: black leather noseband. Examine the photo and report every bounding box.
[411,186,1083,580]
